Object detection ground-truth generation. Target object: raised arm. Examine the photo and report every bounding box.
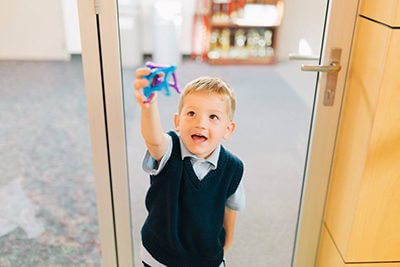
[134,68,168,161]
[223,207,237,253]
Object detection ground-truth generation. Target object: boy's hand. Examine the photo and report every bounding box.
[134,67,164,108]
[134,67,153,108]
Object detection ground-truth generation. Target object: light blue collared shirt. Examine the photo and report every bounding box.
[141,133,245,266]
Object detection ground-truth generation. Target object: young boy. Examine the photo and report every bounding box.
[134,67,245,267]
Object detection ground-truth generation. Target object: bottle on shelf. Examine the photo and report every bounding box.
[219,28,231,58]
[233,29,247,58]
[208,29,221,59]
[246,29,259,57]
[256,29,273,58]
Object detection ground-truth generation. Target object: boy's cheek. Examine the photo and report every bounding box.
[223,129,233,140]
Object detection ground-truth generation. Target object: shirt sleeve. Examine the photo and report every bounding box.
[142,134,173,176]
[225,179,246,211]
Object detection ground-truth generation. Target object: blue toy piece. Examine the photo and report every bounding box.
[142,62,181,103]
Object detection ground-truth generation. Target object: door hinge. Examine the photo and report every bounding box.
[95,0,100,14]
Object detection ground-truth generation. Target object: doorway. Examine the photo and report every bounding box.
[111,0,354,266]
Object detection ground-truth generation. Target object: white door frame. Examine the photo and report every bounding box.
[291,0,360,266]
[77,0,134,266]
[77,0,360,266]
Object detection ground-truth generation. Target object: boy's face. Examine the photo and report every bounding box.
[174,92,236,159]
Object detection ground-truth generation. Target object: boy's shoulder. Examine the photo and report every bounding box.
[167,130,178,138]
[220,145,244,168]
[167,130,180,144]
[166,130,180,155]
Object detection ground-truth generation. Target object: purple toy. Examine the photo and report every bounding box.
[143,62,181,103]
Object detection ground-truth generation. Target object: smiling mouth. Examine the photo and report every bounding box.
[191,134,208,143]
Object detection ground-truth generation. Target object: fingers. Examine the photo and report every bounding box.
[134,89,148,108]
[134,78,149,90]
[137,67,164,81]
[134,88,146,102]
[134,90,157,109]
[134,67,150,89]
[135,67,151,79]
[134,68,150,107]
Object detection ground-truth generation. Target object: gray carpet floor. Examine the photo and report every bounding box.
[0,57,100,266]
[0,56,313,266]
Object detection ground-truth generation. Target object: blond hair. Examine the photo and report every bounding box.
[178,77,236,120]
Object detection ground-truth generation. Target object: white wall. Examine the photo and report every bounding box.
[58,0,195,56]
[277,0,327,60]
[0,0,68,60]
[62,0,81,54]
[139,0,194,55]
[0,0,325,61]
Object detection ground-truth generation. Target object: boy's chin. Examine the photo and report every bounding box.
[189,146,216,159]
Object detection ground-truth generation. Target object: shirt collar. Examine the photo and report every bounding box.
[179,137,220,168]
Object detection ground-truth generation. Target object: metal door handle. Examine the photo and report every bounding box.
[301,62,341,72]
[300,48,342,106]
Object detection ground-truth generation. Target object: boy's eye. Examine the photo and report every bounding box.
[210,114,219,120]
[187,111,195,117]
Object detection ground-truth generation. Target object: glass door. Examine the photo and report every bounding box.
[90,0,360,266]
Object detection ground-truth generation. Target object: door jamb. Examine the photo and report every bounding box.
[77,0,134,266]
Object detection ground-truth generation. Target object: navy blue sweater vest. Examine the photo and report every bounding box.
[141,131,244,267]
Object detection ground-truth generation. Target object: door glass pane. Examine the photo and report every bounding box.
[118,0,327,266]
[0,1,102,266]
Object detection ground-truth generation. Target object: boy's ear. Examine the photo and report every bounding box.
[173,113,180,132]
[223,121,236,140]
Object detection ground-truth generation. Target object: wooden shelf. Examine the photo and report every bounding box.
[210,21,279,28]
[200,0,284,65]
[213,0,231,3]
[208,57,276,65]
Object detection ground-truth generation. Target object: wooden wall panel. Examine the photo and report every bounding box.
[318,225,400,266]
[360,0,400,26]
[324,17,392,260]
[347,28,400,261]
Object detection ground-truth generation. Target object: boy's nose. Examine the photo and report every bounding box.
[195,115,207,128]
